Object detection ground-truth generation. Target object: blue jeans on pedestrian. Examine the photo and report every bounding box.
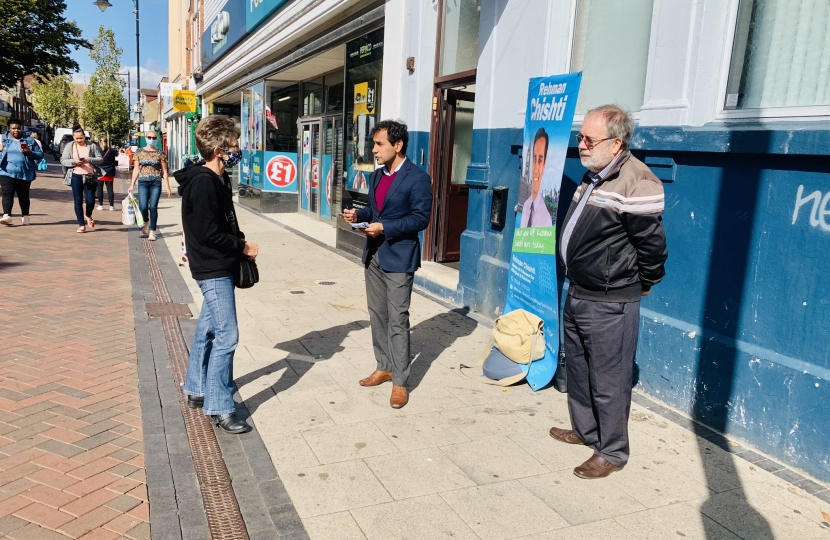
[70,174,96,226]
[137,180,161,231]
[184,276,239,415]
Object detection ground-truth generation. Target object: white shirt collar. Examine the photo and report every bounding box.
[382,157,407,176]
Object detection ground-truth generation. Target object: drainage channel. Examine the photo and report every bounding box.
[143,240,250,540]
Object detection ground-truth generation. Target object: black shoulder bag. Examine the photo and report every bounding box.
[228,208,258,289]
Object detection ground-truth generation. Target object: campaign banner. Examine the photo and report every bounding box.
[263,151,298,193]
[320,153,333,219]
[506,72,581,391]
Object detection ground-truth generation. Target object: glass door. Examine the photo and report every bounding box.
[299,121,321,217]
[320,116,344,222]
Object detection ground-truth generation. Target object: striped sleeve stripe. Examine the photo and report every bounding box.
[593,189,664,203]
[589,196,665,214]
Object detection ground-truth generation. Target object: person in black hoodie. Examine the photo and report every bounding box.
[176,116,259,434]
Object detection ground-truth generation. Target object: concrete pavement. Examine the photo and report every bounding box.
[149,183,830,540]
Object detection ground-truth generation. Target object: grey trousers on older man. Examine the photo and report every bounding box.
[365,251,414,386]
[563,295,640,468]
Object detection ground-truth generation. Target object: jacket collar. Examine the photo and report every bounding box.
[587,149,631,184]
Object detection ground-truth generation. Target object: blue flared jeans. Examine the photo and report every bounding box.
[184,276,239,415]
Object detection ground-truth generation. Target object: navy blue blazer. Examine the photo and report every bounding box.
[356,159,433,273]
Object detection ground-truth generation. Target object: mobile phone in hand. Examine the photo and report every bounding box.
[20,142,28,151]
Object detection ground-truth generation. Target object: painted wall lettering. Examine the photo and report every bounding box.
[792,185,830,231]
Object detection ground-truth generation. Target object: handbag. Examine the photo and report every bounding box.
[37,159,47,171]
[492,308,545,364]
[234,256,259,289]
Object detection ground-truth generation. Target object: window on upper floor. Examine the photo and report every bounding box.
[192,14,200,68]
[438,0,481,77]
[570,0,655,114]
[724,0,830,111]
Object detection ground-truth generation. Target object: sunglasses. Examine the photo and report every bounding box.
[146,137,158,140]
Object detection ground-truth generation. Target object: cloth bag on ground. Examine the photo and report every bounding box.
[121,196,135,225]
[460,308,546,386]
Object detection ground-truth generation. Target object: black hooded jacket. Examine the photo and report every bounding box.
[176,163,245,280]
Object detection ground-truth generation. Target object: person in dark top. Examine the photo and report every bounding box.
[96,137,118,211]
[175,116,259,434]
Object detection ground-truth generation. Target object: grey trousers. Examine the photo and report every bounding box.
[365,252,414,386]
[563,295,640,467]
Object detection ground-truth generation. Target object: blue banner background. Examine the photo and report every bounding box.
[506,72,582,391]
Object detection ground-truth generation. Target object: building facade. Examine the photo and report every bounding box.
[188,0,830,482]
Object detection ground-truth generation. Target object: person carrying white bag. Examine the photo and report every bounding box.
[121,195,136,226]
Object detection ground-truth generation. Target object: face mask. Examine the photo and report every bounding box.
[147,139,158,147]
[220,149,242,168]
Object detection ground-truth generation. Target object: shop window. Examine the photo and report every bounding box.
[325,71,345,113]
[570,0,654,113]
[303,79,323,116]
[438,0,480,77]
[267,84,298,152]
[725,0,830,110]
[345,29,383,196]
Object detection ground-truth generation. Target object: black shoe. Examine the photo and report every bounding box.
[186,395,204,409]
[211,413,250,434]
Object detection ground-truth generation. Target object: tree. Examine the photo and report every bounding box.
[83,27,132,142]
[30,75,78,128]
[0,0,90,89]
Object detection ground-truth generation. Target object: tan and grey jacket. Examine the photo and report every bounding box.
[558,150,668,302]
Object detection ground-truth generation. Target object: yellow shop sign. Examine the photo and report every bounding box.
[173,90,197,112]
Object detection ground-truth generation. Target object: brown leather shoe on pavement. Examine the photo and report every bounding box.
[390,385,408,409]
[573,455,621,479]
[359,370,392,387]
[549,426,589,445]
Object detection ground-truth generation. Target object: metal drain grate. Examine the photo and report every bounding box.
[318,281,336,285]
[146,302,192,318]
[290,290,305,294]
[144,241,250,540]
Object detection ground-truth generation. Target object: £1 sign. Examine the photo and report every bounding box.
[266,155,297,189]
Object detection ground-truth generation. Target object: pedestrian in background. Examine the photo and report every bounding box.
[29,132,43,151]
[61,125,103,233]
[176,115,258,434]
[128,130,170,241]
[0,118,44,226]
[96,137,117,211]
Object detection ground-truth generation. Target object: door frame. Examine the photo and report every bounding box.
[298,117,323,219]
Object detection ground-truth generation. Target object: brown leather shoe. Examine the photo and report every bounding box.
[573,455,621,479]
[359,370,392,387]
[549,426,589,445]
[390,385,408,409]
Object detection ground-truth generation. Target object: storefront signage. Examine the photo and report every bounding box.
[264,153,297,192]
[159,83,182,99]
[172,90,197,112]
[247,0,291,32]
[505,72,582,391]
[201,2,247,70]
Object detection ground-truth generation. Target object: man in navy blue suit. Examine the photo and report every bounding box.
[344,120,433,409]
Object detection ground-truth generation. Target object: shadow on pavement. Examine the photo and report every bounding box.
[236,308,479,413]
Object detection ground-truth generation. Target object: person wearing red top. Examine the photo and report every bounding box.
[344,120,433,409]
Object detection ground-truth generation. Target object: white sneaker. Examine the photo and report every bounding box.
[0,214,12,226]
[148,231,157,241]
[97,205,103,210]
[21,216,30,225]
[109,206,115,211]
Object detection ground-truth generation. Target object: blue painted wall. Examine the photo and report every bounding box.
[459,122,830,481]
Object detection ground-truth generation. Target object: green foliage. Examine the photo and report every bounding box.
[30,75,78,127]
[83,27,132,141]
[0,0,90,89]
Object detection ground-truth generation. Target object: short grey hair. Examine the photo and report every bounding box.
[586,104,633,150]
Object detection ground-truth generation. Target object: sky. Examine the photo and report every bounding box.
[64,0,169,105]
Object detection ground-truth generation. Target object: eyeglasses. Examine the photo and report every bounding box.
[575,134,616,149]
[146,136,157,140]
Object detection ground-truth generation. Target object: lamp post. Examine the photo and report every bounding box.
[94,0,142,128]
